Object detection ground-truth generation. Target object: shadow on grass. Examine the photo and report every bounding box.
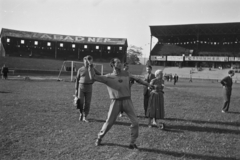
[90,118,239,134]
[165,118,240,127]
[90,118,183,133]
[0,91,12,93]
[102,143,237,160]
[168,124,240,135]
[227,111,240,114]
[91,118,148,127]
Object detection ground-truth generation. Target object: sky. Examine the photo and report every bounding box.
[1,0,240,57]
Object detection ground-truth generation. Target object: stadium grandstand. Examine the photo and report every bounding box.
[0,28,148,78]
[0,28,128,62]
[149,22,240,69]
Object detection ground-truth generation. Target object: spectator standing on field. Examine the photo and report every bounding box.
[189,70,193,82]
[173,74,178,85]
[169,74,173,82]
[75,55,101,122]
[147,69,165,129]
[89,58,153,149]
[143,65,155,117]
[1,64,9,80]
[220,70,235,113]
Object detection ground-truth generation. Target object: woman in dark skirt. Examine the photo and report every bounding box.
[147,69,165,129]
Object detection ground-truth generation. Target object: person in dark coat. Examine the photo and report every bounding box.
[143,65,155,117]
[1,64,9,80]
[173,74,178,85]
[220,70,235,113]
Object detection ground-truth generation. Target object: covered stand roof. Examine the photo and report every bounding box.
[150,22,240,57]
[0,28,128,46]
[150,22,240,42]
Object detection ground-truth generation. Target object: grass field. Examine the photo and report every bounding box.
[0,78,240,160]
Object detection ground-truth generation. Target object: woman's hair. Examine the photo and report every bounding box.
[155,69,163,77]
[146,65,152,70]
[228,70,234,75]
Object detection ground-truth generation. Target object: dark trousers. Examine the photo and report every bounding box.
[2,73,8,79]
[222,89,231,112]
[144,94,149,116]
[77,91,92,117]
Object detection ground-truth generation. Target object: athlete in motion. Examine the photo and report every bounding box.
[88,58,152,149]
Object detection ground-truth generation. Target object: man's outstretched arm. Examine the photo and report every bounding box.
[88,65,107,84]
[130,74,152,88]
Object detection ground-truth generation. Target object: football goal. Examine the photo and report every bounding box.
[57,61,103,82]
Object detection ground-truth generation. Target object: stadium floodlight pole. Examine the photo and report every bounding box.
[71,61,73,82]
[149,35,153,64]
[98,63,103,75]
[55,41,57,59]
[77,48,80,59]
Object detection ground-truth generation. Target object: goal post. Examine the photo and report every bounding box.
[57,60,103,82]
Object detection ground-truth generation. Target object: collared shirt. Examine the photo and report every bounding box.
[75,66,95,92]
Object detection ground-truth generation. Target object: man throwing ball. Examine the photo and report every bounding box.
[88,58,152,149]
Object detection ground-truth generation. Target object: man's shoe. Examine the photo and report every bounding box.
[79,114,83,121]
[152,122,158,127]
[159,123,165,130]
[222,110,227,113]
[129,143,138,149]
[82,117,89,123]
[95,139,102,146]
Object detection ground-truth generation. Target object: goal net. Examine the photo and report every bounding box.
[57,61,103,82]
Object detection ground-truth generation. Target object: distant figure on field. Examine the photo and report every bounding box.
[1,64,9,80]
[143,65,155,117]
[147,69,165,129]
[189,71,193,83]
[220,70,235,113]
[173,74,178,85]
[75,55,101,122]
[169,74,173,82]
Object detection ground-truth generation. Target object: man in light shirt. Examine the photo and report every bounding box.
[88,58,152,149]
[75,55,100,122]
